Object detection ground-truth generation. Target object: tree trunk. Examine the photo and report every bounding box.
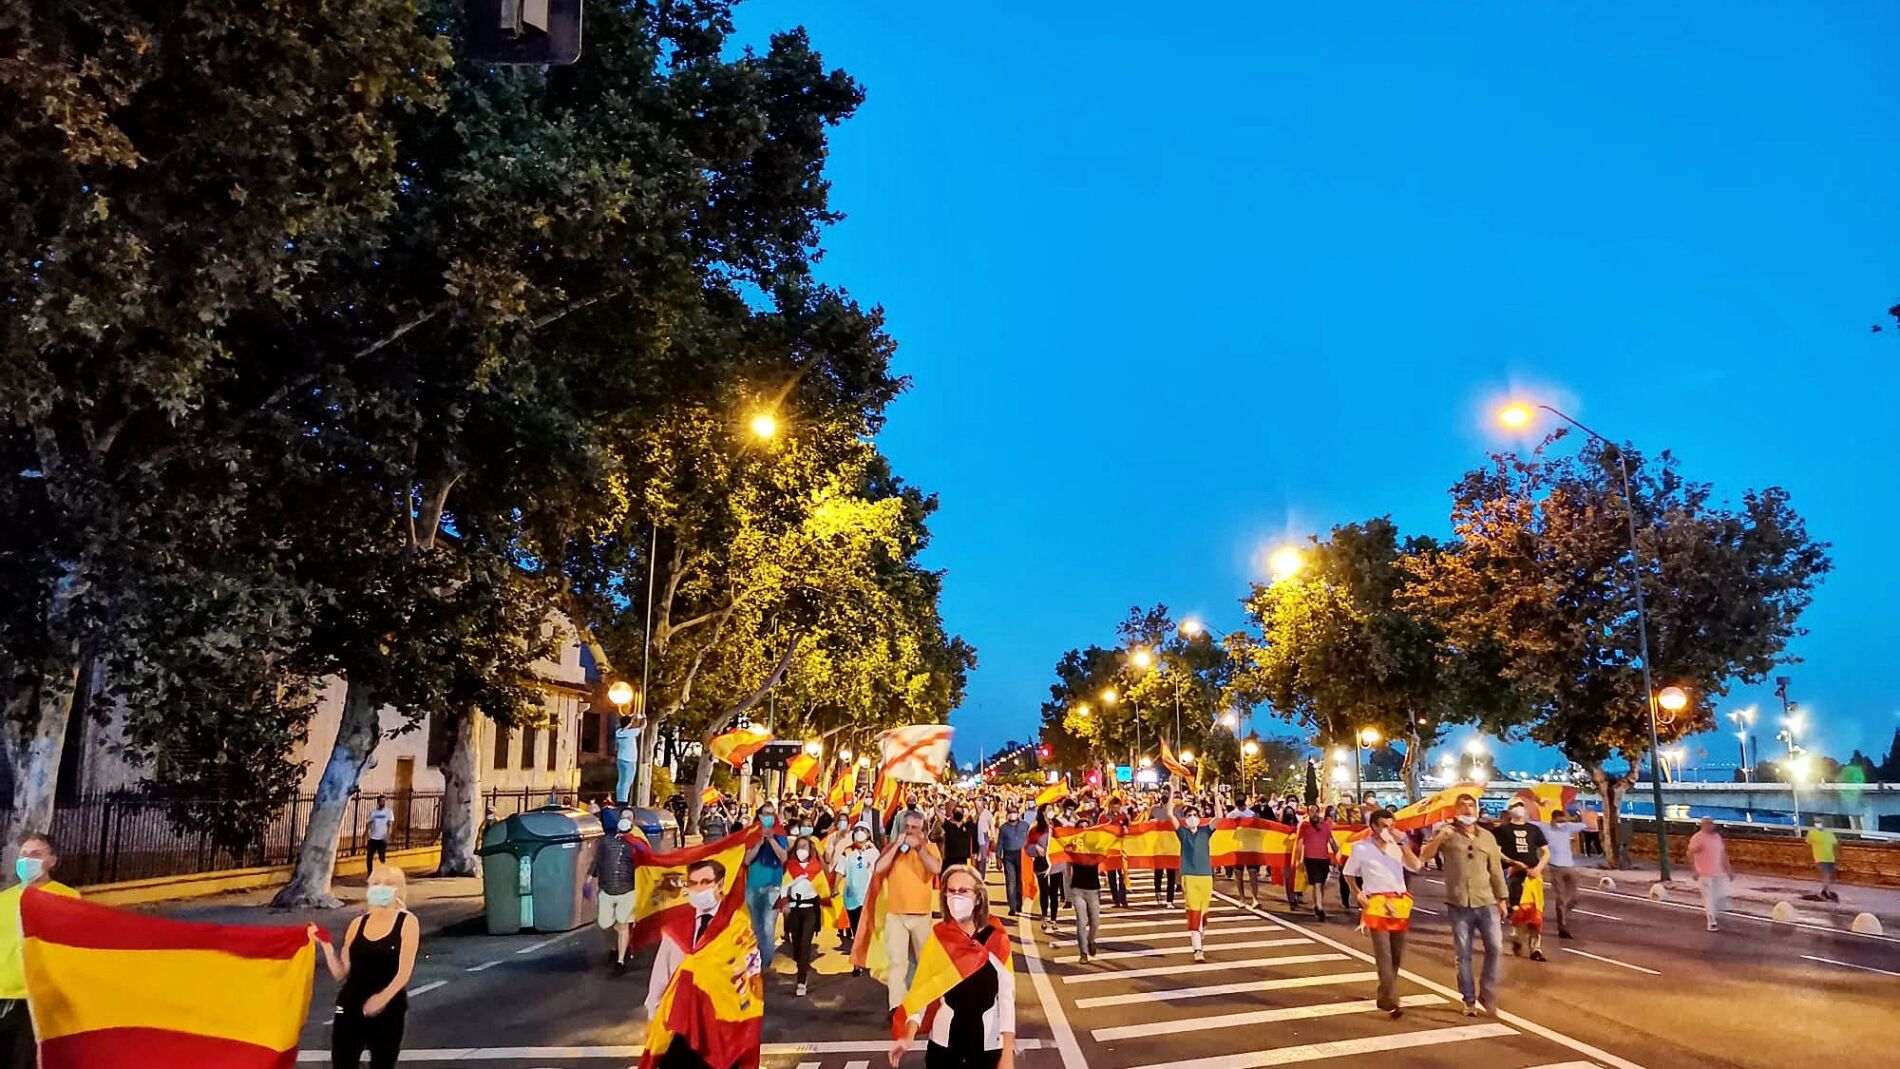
[1399,731,1422,803]
[435,707,482,877]
[1582,759,1630,870]
[273,677,380,907]
[634,716,663,808]
[0,660,81,863]
[690,753,716,833]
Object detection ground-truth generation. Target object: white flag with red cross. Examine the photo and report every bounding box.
[878,724,956,784]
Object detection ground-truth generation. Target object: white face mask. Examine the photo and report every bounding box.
[1185,817,1201,831]
[618,818,634,833]
[853,829,870,843]
[795,847,811,861]
[946,895,976,921]
[1456,814,1478,826]
[688,888,720,912]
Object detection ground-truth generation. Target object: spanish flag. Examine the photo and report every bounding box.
[1388,782,1485,832]
[1160,739,1197,789]
[1021,826,1043,903]
[1034,779,1069,807]
[639,868,764,1069]
[1511,876,1545,932]
[1049,823,1121,867]
[708,725,773,768]
[899,921,1011,1037]
[781,858,844,932]
[1118,820,1183,871]
[701,786,722,807]
[1210,816,1291,869]
[826,765,853,808]
[1511,783,1578,821]
[21,889,320,1068]
[628,824,763,950]
[1361,891,1414,933]
[787,752,820,788]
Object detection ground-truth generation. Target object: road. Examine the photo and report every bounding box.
[288,866,1900,1067]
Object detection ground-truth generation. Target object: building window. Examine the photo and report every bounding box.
[581,704,601,754]
[547,712,560,771]
[493,725,510,770]
[520,724,539,772]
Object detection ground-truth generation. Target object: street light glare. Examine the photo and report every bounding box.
[1179,750,1195,763]
[1241,740,1260,757]
[803,740,823,756]
[1464,738,1488,756]
[1180,619,1204,636]
[1498,403,1533,429]
[1657,686,1690,712]
[1131,648,1154,669]
[1218,711,1239,729]
[749,413,778,439]
[1269,547,1304,581]
[1100,688,1118,704]
[606,680,636,707]
[1358,727,1381,745]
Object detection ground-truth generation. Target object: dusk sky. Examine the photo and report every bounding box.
[735,3,1900,774]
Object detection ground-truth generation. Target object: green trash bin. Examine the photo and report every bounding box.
[477,805,603,934]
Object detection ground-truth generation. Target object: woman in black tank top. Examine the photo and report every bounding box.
[315,866,419,1069]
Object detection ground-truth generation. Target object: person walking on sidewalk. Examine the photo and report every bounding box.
[1165,791,1217,963]
[1687,818,1733,932]
[1535,809,1582,940]
[364,796,395,868]
[1496,803,1550,962]
[1343,809,1421,1019]
[1805,818,1841,902]
[1419,794,1510,1017]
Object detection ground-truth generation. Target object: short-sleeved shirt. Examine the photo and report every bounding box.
[1495,822,1548,869]
[1687,830,1729,878]
[885,842,941,916]
[1807,827,1838,864]
[366,807,395,840]
[1580,809,1601,831]
[1176,826,1214,876]
[1296,820,1336,858]
[614,726,638,762]
[1534,822,1576,867]
[747,834,789,890]
[1341,839,1409,897]
[0,882,81,999]
[942,821,976,865]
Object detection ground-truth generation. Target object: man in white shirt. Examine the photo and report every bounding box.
[364,796,395,867]
[1534,808,1582,940]
[645,858,758,1018]
[1342,808,1422,1018]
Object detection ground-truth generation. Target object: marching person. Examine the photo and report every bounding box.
[888,865,1016,1069]
[1061,848,1101,965]
[1146,794,1179,908]
[583,812,642,972]
[780,834,834,996]
[836,822,879,969]
[1029,807,1061,933]
[877,810,946,1015]
[1224,795,1262,907]
[1536,808,1582,939]
[1343,809,1421,1018]
[1419,794,1510,1017]
[642,858,764,1069]
[1687,817,1734,932]
[0,833,80,1065]
[1292,806,1338,921]
[742,804,790,971]
[996,804,1032,918]
[364,795,395,869]
[1496,802,1550,961]
[315,864,419,1069]
[1164,790,1217,963]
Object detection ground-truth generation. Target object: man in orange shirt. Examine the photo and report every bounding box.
[874,810,943,1016]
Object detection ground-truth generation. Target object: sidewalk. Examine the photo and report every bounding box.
[140,872,487,940]
[1584,860,1900,932]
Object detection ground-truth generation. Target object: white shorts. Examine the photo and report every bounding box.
[597,890,636,928]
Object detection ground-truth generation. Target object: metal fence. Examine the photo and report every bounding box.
[2,787,566,887]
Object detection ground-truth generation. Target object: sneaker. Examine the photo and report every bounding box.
[1077,953,1090,965]
[1193,949,1206,963]
[1481,1001,1499,1017]
[795,982,807,996]
[613,959,627,976]
[1386,1008,1404,1020]
[1558,928,1574,940]
[1706,921,1719,932]
[852,967,864,977]
[1825,891,1841,902]
[1462,1003,1480,1018]
[1316,910,1327,922]
[1529,949,1546,963]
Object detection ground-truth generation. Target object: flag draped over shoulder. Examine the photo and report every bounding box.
[21,890,320,1069]
[1210,817,1291,869]
[1159,740,1197,789]
[1388,782,1485,832]
[878,724,954,783]
[628,825,763,950]
[900,922,1010,1037]
[639,868,763,1069]
[1048,823,1121,867]
[709,726,773,768]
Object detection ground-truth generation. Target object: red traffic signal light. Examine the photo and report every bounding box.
[1037,745,1052,759]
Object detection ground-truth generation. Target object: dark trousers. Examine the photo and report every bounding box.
[365,838,389,867]
[0,999,36,1069]
[785,904,821,983]
[925,1042,1003,1069]
[1037,869,1062,921]
[1001,857,1023,915]
[1152,867,1177,903]
[1303,860,1332,913]
[655,1042,713,1069]
[1338,870,1353,910]
[1106,867,1128,907]
[332,1002,406,1069]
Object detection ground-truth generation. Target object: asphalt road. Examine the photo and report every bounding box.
[289,866,1900,1067]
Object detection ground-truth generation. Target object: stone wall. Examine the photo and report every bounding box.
[1627,828,1900,888]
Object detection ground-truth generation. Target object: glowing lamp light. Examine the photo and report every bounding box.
[749,413,778,439]
[1464,738,1489,756]
[839,748,853,763]
[1130,648,1154,670]
[1657,686,1690,713]
[1179,751,1195,763]
[856,755,871,768]
[1269,547,1305,581]
[1181,619,1204,636]
[1358,727,1381,745]
[803,740,823,757]
[1498,404,1533,429]
[1138,756,1154,769]
[1241,740,1261,758]
[1218,711,1239,729]
[1100,688,1118,704]
[607,680,636,708]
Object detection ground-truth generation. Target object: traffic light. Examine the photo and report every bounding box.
[1037,744,1052,760]
[466,0,583,65]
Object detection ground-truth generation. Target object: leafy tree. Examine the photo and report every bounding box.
[1407,435,1830,865]
[1878,727,1900,781]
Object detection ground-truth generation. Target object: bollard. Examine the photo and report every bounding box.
[1851,912,1882,935]
[1647,882,1667,901]
[1771,901,1796,924]
[1598,876,1616,890]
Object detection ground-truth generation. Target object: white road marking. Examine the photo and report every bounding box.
[1122,1022,1518,1069]
[1065,951,1356,984]
[409,980,448,997]
[513,926,588,955]
[1017,912,1090,1069]
[842,1061,869,1069]
[1410,905,1439,915]
[1573,909,1622,921]
[296,1041,1053,1062]
[1073,965,1366,1008]
[1090,994,1446,1040]
[1051,923,1279,947]
[1584,883,1900,945]
[794,1063,821,1069]
[1801,954,1900,977]
[1515,1063,1607,1069]
[465,960,502,973]
[1215,892,1649,1069]
[1096,914,1255,932]
[1097,907,1186,919]
[1561,948,1660,975]
[1087,936,1314,961]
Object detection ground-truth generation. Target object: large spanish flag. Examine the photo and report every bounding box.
[1034,780,1070,807]
[826,765,853,808]
[899,921,1010,1037]
[639,867,764,1069]
[1119,820,1183,871]
[708,725,773,768]
[1160,740,1197,789]
[786,752,821,788]
[1049,823,1122,867]
[1511,783,1578,821]
[1210,816,1291,868]
[1389,782,1485,832]
[21,889,319,1069]
[628,824,763,950]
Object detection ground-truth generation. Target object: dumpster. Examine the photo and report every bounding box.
[477,805,603,934]
[623,806,681,850]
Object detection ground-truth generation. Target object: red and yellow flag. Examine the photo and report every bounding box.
[700,786,722,807]
[1034,780,1070,807]
[1049,823,1121,867]
[1160,740,1197,789]
[22,889,320,1068]
[708,725,773,768]
[1511,783,1578,821]
[1118,820,1183,871]
[639,868,764,1069]
[899,922,1011,1038]
[628,824,763,950]
[1388,782,1485,832]
[826,765,853,808]
[1361,891,1414,932]
[1512,876,1546,931]
[787,752,820,788]
[1021,827,1043,903]
[1210,817,1291,868]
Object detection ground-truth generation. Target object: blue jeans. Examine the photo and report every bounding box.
[1448,904,1503,1008]
[747,884,780,969]
[1002,856,1023,915]
[613,759,636,804]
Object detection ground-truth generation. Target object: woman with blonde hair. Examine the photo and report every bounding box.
[888,864,1015,1069]
[312,864,419,1069]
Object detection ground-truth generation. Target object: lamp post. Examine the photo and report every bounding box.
[1727,707,1757,781]
[1499,402,1677,880]
[1355,727,1380,807]
[1241,738,1261,796]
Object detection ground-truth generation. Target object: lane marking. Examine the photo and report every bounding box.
[843,1061,869,1069]
[513,926,588,955]
[295,1040,1054,1061]
[1052,923,1279,947]
[1573,909,1622,921]
[1560,948,1660,975]
[409,980,448,997]
[1122,1022,1517,1069]
[465,960,501,973]
[1801,954,1900,977]
[1065,951,1356,984]
[1073,966,1365,1008]
[1090,994,1446,1040]
[1215,892,1649,1069]
[1088,936,1314,961]
[1516,1063,1608,1069]
[1017,912,1090,1069]
[1096,915,1255,932]
[795,1063,821,1069]
[1410,905,1439,915]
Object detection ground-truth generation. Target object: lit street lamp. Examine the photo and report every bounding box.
[1727,707,1757,781]
[1353,727,1381,806]
[1269,546,1305,582]
[1498,400,1679,879]
[749,412,778,439]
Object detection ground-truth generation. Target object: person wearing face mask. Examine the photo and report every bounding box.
[837,822,879,972]
[1164,790,1217,962]
[0,833,79,1063]
[780,835,837,996]
[1343,809,1423,1018]
[995,804,1032,918]
[888,865,1015,1069]
[643,857,764,1068]
[585,814,643,973]
[1291,805,1338,921]
[942,806,977,869]
[1418,794,1510,1016]
[1495,803,1550,961]
[743,806,790,971]
[315,865,418,1069]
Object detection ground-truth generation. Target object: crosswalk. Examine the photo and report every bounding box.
[1019,882,1636,1069]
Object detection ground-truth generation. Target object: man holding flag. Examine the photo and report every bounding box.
[642,857,764,1069]
[1342,808,1422,1019]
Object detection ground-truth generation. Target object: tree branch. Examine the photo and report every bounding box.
[354,303,448,362]
[528,293,606,333]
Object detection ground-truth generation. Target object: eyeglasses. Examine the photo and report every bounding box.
[944,888,978,899]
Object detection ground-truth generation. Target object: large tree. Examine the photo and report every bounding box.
[1407,436,1830,865]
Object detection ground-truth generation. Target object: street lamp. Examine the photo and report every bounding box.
[1075,704,1091,720]
[1497,400,1677,878]
[1130,647,1154,670]
[856,755,871,768]
[1727,707,1757,781]
[1354,727,1381,806]
[1241,738,1261,794]
[803,740,823,757]
[1100,688,1118,705]
[839,747,853,764]
[1787,753,1812,824]
[749,413,778,439]
[1180,618,1204,637]
[1269,546,1305,582]
[1218,710,1239,730]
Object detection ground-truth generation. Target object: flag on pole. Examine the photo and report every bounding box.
[1387,782,1486,832]
[787,752,820,788]
[1034,780,1069,807]
[826,765,853,808]
[627,825,763,950]
[638,867,764,1069]
[708,725,773,768]
[700,786,721,807]
[1160,739,1197,789]
[877,724,955,783]
[1510,783,1578,821]
[21,890,321,1068]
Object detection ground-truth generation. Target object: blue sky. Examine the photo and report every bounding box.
[734,2,1900,774]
